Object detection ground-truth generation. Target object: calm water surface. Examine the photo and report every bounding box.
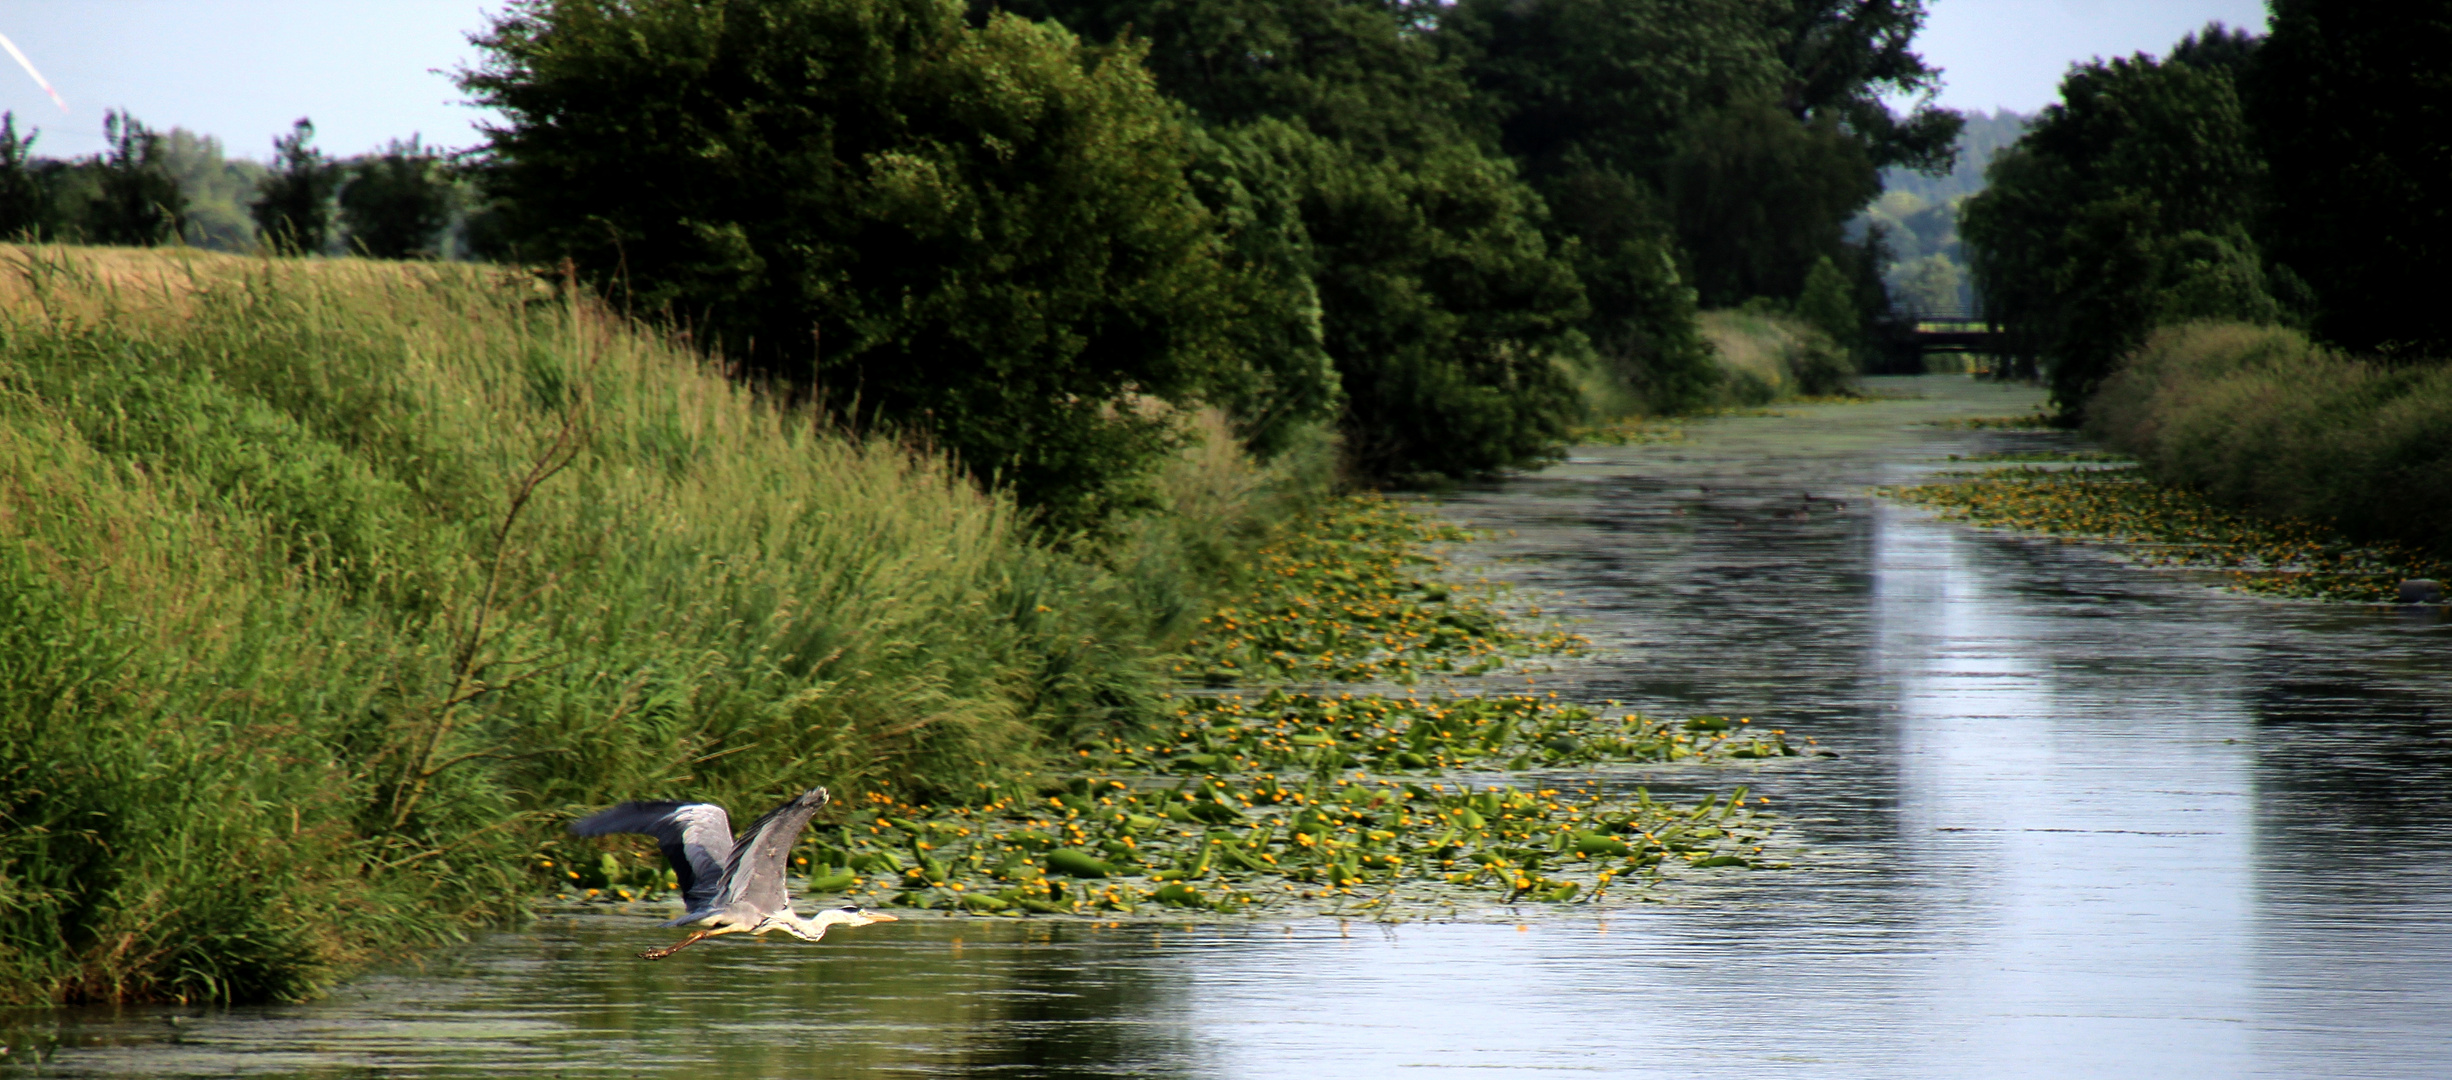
[13,376,2450,1078]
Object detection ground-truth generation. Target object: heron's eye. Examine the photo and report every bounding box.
[840,905,862,913]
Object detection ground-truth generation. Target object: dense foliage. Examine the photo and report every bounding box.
[1960,27,2274,411]
[2247,0,2452,358]
[462,0,1285,531]
[1446,0,1954,374]
[2088,322,2452,564]
[251,120,340,255]
[336,138,456,259]
[1964,10,2450,416]
[463,0,1958,501]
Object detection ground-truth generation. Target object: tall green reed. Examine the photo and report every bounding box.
[0,247,1318,1004]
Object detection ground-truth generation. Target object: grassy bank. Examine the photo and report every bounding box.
[1571,309,1861,445]
[2089,322,2452,558]
[1697,309,1855,404]
[0,246,1316,1005]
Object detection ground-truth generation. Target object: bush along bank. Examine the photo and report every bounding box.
[554,496,1817,921]
[2089,322,2452,562]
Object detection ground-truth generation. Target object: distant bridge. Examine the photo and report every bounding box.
[1900,311,2005,354]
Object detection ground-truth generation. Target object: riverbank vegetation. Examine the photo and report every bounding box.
[1887,463,2450,603]
[552,496,1804,921]
[454,0,1950,500]
[0,246,1804,1005]
[0,246,1316,1004]
[1963,5,2447,416]
[1947,6,2451,583]
[1,0,1973,1006]
[2089,323,2452,563]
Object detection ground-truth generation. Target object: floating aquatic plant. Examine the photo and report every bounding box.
[1885,466,2452,602]
[557,494,1807,920]
[801,769,1786,920]
[1174,495,1586,684]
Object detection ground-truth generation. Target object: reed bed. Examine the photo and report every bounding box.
[0,246,1305,1004]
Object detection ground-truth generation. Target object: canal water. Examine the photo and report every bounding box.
[11,376,2450,1078]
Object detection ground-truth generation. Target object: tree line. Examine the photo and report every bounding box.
[4,1,1967,532]
[1962,1,2450,416]
[0,110,479,259]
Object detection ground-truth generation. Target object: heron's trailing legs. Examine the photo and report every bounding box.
[638,930,710,961]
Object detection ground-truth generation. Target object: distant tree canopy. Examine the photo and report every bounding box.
[456,0,1968,515]
[86,111,187,247]
[0,114,42,238]
[1962,30,2275,411]
[1443,0,1956,374]
[337,138,454,259]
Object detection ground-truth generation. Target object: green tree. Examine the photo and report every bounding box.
[1293,127,1587,479]
[1007,0,1596,478]
[2247,0,2452,357]
[1795,254,1855,348]
[86,110,185,247]
[157,129,269,252]
[1443,0,1952,361]
[1663,103,1879,306]
[1180,120,1341,458]
[1764,0,1961,171]
[0,113,44,239]
[252,119,340,255]
[1537,163,1718,411]
[338,138,453,259]
[464,0,1270,532]
[1961,36,2275,413]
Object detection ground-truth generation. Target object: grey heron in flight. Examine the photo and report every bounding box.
[570,787,898,960]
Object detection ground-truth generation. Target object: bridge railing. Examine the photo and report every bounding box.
[1897,307,1991,332]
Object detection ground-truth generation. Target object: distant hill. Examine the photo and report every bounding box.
[1862,108,2030,315]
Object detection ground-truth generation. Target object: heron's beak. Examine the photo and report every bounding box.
[864,912,899,923]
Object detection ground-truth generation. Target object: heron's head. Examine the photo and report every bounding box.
[817,905,899,929]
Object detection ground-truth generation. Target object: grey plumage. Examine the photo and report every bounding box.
[569,799,733,916]
[568,787,897,959]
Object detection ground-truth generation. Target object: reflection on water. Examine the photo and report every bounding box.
[13,377,2451,1078]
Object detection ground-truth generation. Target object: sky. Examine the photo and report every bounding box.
[0,0,2272,162]
[1913,0,2270,116]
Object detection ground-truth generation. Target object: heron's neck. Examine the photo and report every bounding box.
[778,910,841,942]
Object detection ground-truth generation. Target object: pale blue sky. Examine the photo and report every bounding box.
[0,0,2270,161]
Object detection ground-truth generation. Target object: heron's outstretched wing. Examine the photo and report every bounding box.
[715,788,829,916]
[569,801,733,911]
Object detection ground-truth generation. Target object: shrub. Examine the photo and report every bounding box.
[1697,307,1852,404]
[2090,322,2452,555]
